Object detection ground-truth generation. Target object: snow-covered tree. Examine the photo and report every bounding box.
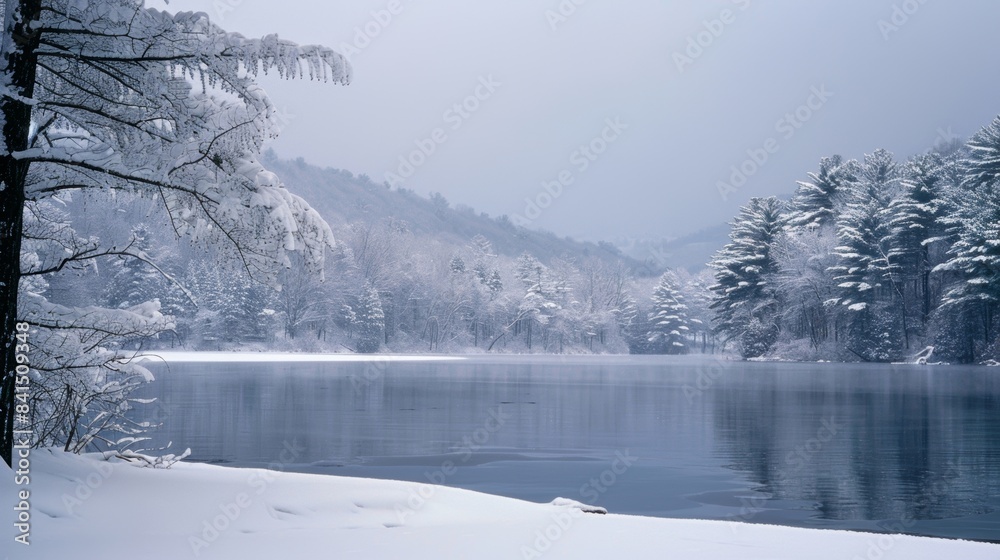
[101,223,190,316]
[677,268,714,352]
[646,272,690,354]
[829,151,906,360]
[960,115,1000,191]
[887,153,949,328]
[275,255,329,340]
[1,1,350,464]
[708,116,1000,362]
[510,253,567,350]
[774,225,839,349]
[353,285,384,353]
[933,118,1000,355]
[786,155,858,230]
[710,197,785,357]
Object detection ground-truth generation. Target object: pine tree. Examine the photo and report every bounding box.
[830,149,904,360]
[961,115,1000,191]
[933,118,1000,354]
[514,253,559,349]
[354,285,385,353]
[887,153,949,328]
[104,225,159,309]
[709,197,785,357]
[647,272,690,354]
[787,155,858,230]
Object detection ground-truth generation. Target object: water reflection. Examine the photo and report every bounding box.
[137,357,1000,541]
[709,364,1000,530]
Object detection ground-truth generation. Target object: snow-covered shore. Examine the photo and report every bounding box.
[4,450,996,559]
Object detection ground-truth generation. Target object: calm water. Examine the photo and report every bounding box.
[137,355,1000,542]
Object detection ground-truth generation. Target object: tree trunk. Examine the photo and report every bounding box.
[1,0,42,467]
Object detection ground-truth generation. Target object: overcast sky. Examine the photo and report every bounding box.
[156,0,1000,243]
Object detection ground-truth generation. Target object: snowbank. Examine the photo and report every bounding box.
[4,450,997,559]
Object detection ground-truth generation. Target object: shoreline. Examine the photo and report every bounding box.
[5,449,997,559]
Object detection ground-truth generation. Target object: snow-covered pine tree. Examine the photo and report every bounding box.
[709,196,785,358]
[1,0,351,464]
[887,153,949,328]
[678,269,714,353]
[646,272,690,354]
[218,269,272,343]
[104,225,163,309]
[830,149,904,361]
[354,285,385,354]
[514,253,559,350]
[934,117,1000,357]
[786,155,858,230]
[961,115,1000,191]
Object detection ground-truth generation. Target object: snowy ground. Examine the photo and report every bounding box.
[4,450,997,559]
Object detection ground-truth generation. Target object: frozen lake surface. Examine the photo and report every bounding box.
[137,355,1000,542]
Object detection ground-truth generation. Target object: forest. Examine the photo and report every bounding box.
[711,118,1000,364]
[35,116,1000,366]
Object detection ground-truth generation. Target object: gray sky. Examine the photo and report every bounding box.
[157,0,1000,242]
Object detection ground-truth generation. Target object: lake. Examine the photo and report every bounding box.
[136,355,1000,543]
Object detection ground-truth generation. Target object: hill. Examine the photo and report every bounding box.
[263,151,645,271]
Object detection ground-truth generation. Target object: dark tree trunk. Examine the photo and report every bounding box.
[1,0,42,467]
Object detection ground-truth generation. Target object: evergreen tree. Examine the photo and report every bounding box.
[787,155,858,230]
[961,115,1000,191]
[830,149,904,360]
[104,224,161,310]
[709,197,785,357]
[514,253,560,349]
[888,153,949,328]
[934,126,1000,354]
[647,272,691,354]
[354,285,385,353]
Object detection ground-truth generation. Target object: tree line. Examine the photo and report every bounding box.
[56,199,713,358]
[709,117,1000,363]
